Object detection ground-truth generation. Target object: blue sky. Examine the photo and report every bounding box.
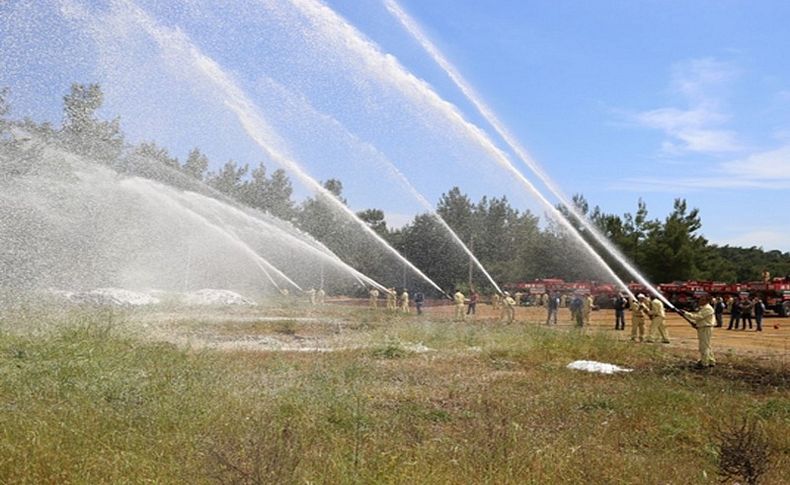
[2,0,790,251]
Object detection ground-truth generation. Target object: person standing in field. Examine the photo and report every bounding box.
[679,293,716,368]
[714,297,725,327]
[453,289,466,321]
[491,292,501,310]
[546,292,559,325]
[307,288,317,306]
[386,288,397,311]
[569,294,583,327]
[467,290,478,316]
[502,292,516,323]
[740,297,753,330]
[752,296,765,332]
[727,296,741,330]
[645,295,670,344]
[414,291,425,315]
[317,288,326,305]
[369,288,380,309]
[630,295,646,342]
[614,292,627,330]
[582,294,593,326]
[400,289,410,313]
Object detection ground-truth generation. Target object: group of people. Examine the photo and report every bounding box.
[624,291,715,368]
[722,295,766,331]
[279,287,327,305]
[455,289,519,322]
[368,287,425,314]
[626,293,670,344]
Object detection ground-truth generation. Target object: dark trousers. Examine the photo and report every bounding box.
[467,303,476,315]
[615,309,625,330]
[415,303,423,315]
[742,315,753,329]
[755,314,763,331]
[728,313,740,330]
[715,312,723,327]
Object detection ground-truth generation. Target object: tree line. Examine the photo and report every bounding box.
[2,83,789,293]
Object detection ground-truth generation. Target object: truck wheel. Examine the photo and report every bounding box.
[782,301,790,317]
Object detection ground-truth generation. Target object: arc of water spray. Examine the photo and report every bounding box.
[117,0,447,296]
[258,74,503,294]
[122,177,303,292]
[385,0,678,304]
[188,191,388,292]
[124,148,375,290]
[285,0,632,297]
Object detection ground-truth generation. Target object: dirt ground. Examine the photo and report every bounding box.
[416,301,790,362]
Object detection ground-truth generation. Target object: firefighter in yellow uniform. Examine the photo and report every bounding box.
[453,290,466,320]
[400,289,410,313]
[630,295,646,342]
[582,294,593,326]
[645,295,670,343]
[680,293,716,368]
[491,293,501,310]
[369,288,380,309]
[502,292,516,323]
[317,288,326,305]
[386,288,396,311]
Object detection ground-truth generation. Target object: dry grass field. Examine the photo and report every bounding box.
[1,300,788,483]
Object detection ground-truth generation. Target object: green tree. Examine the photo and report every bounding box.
[640,199,705,281]
[60,83,123,163]
[183,148,209,181]
[133,141,180,170]
[207,160,248,197]
[357,209,388,237]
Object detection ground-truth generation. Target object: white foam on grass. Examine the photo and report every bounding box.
[182,289,256,306]
[567,360,633,374]
[64,288,161,306]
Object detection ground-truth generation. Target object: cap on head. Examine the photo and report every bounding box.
[637,293,646,299]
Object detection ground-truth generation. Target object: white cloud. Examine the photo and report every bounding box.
[669,58,736,102]
[718,229,790,252]
[617,143,790,191]
[720,145,790,178]
[630,58,741,154]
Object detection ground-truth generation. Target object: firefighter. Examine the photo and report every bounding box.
[400,289,410,313]
[317,288,326,305]
[453,289,466,320]
[679,293,715,368]
[630,295,646,342]
[369,288,380,309]
[386,288,396,311]
[582,294,593,326]
[645,294,670,344]
[491,292,501,310]
[307,288,317,305]
[514,291,523,307]
[502,292,516,323]
[762,269,771,284]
